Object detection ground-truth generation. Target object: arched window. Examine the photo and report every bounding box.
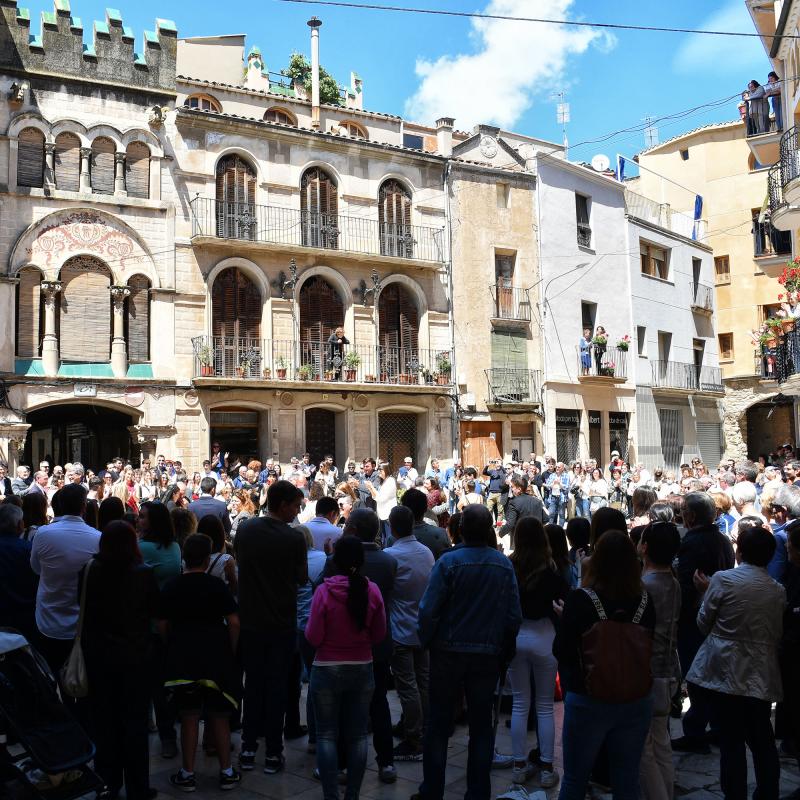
[16,267,43,358]
[54,131,80,192]
[125,141,150,199]
[59,256,112,361]
[17,127,45,188]
[212,268,261,376]
[125,274,150,362]
[378,179,413,257]
[338,120,367,139]
[378,283,419,377]
[185,94,221,112]
[216,154,257,240]
[264,107,296,126]
[91,136,116,195]
[299,276,345,375]
[300,167,338,249]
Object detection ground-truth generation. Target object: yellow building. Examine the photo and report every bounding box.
[635,120,795,458]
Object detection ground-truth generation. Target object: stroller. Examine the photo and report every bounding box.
[0,630,101,800]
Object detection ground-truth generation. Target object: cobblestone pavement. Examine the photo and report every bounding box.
[143,688,800,800]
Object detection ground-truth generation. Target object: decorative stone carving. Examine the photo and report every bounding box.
[40,280,62,309]
[479,136,498,159]
[110,284,132,309]
[148,105,168,127]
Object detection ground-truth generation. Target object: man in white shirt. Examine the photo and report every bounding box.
[305,496,342,552]
[30,483,100,672]
[398,457,418,490]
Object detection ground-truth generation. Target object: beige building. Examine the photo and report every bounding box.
[635,120,794,458]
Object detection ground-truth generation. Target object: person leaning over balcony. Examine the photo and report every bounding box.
[744,80,769,135]
[579,328,592,376]
[766,71,783,132]
[327,327,349,380]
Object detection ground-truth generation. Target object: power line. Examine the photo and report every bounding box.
[275,0,800,39]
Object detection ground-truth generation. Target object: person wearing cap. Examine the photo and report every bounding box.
[398,458,418,491]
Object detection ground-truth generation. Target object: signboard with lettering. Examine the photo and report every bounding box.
[588,411,601,427]
[555,410,580,427]
[609,412,629,428]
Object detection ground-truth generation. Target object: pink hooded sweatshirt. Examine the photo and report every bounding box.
[305,575,387,663]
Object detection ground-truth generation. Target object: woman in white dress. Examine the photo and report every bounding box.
[367,463,397,545]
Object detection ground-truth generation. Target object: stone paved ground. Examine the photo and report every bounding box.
[143,688,800,800]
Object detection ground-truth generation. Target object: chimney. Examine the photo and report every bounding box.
[436,117,454,157]
[308,17,322,129]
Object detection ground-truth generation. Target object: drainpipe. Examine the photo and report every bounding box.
[444,159,458,462]
[308,17,322,130]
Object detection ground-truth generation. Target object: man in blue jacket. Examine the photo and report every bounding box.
[415,505,521,800]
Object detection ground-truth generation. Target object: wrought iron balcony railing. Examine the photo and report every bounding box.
[489,284,532,321]
[768,162,786,215]
[576,345,628,380]
[649,361,723,392]
[485,368,541,405]
[190,197,446,263]
[760,326,800,384]
[192,336,455,386]
[779,126,800,190]
[753,218,792,258]
[690,282,714,312]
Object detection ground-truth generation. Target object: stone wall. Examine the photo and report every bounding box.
[722,378,782,460]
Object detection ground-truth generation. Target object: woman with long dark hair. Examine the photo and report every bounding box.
[81,521,159,800]
[197,515,238,596]
[21,490,48,541]
[98,496,125,532]
[554,530,655,800]
[305,536,386,800]
[507,518,568,787]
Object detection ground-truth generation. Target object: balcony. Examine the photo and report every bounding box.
[485,368,541,408]
[770,127,800,234]
[624,189,707,240]
[190,197,446,265]
[489,284,531,328]
[753,216,792,271]
[755,348,778,381]
[648,361,724,394]
[744,103,781,166]
[758,327,800,395]
[576,223,592,249]
[576,345,628,384]
[689,282,714,315]
[191,336,455,389]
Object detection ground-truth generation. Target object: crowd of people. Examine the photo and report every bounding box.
[1,441,799,800]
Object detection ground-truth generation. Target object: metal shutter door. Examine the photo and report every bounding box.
[658,408,683,471]
[54,132,80,192]
[696,422,722,467]
[60,259,111,361]
[17,128,45,188]
[125,142,150,199]
[91,137,115,195]
[126,275,150,362]
[16,267,41,357]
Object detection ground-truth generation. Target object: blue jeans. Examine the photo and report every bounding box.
[575,498,590,519]
[546,495,566,526]
[311,663,375,800]
[558,691,653,800]
[419,650,499,800]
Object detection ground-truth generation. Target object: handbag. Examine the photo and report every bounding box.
[60,559,93,698]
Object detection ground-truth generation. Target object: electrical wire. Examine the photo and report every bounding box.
[275,0,800,39]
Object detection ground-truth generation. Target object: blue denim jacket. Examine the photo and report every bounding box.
[417,544,522,655]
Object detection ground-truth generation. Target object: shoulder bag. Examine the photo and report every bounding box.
[60,559,93,698]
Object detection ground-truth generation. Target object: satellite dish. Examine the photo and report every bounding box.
[591,154,610,172]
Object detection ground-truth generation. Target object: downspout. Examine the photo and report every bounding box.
[444,159,458,462]
[534,160,546,456]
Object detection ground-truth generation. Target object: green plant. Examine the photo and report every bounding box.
[343,350,361,368]
[198,345,213,366]
[275,355,288,369]
[298,363,314,379]
[766,317,785,333]
[285,53,342,106]
[436,352,452,373]
[592,335,608,346]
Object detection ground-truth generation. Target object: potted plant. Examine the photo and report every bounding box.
[343,350,361,381]
[236,356,252,378]
[616,335,631,351]
[262,367,271,379]
[435,352,452,385]
[364,374,376,383]
[601,362,616,377]
[592,333,608,347]
[766,317,785,341]
[198,345,214,377]
[324,368,336,381]
[275,356,288,379]
[298,363,314,381]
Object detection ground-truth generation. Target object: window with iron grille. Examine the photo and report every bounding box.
[301,167,338,249]
[575,194,591,248]
[216,154,257,240]
[379,413,418,474]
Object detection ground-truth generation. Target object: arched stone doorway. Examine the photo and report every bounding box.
[747,396,796,459]
[24,403,137,468]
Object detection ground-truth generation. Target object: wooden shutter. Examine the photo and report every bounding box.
[60,257,112,361]
[16,267,42,357]
[91,136,115,195]
[126,274,150,362]
[265,108,295,126]
[215,155,256,238]
[379,180,412,256]
[212,268,260,340]
[17,128,44,188]
[301,168,337,248]
[490,330,527,370]
[125,141,150,199]
[54,132,80,192]
[378,283,418,351]
[299,277,343,343]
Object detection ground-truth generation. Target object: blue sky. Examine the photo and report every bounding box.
[22,0,772,161]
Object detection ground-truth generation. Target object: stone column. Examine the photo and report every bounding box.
[114,152,127,196]
[44,142,56,189]
[110,285,130,378]
[79,147,91,193]
[40,280,62,376]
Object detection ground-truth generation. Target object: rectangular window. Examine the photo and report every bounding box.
[714,255,730,285]
[402,133,424,150]
[575,193,591,248]
[497,182,510,209]
[718,332,734,361]
[658,331,672,363]
[640,241,670,280]
[581,301,597,333]
[680,149,689,161]
[637,325,647,357]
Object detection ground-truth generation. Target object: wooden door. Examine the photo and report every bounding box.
[305,408,336,468]
[211,268,261,376]
[299,277,344,375]
[216,155,257,239]
[301,167,338,249]
[460,421,503,468]
[378,179,412,257]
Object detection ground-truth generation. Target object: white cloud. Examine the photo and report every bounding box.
[673,1,767,77]
[404,0,611,129]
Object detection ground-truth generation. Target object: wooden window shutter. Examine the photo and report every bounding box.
[125,274,150,362]
[212,268,260,340]
[54,132,80,192]
[17,128,45,188]
[379,180,412,256]
[398,285,419,351]
[216,156,256,238]
[300,277,343,342]
[91,136,116,195]
[16,267,42,357]
[379,283,418,351]
[236,271,261,340]
[59,257,112,361]
[212,269,237,339]
[125,142,150,199]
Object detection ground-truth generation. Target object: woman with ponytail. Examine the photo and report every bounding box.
[305,535,387,800]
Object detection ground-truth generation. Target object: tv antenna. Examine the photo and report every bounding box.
[551,90,570,158]
[643,115,659,148]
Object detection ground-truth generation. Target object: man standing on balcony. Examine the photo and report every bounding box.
[744,79,769,135]
[766,71,783,132]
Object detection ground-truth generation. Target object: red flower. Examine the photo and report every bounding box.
[779,293,784,300]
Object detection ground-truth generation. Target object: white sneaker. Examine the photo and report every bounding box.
[538,768,560,789]
[511,763,536,784]
[492,751,514,770]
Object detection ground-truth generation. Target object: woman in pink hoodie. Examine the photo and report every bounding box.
[305,535,386,800]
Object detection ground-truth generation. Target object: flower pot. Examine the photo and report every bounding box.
[782,318,795,333]
[767,336,779,348]
[436,373,450,385]
[262,369,271,379]
[345,369,357,381]
[380,372,389,382]
[617,344,629,352]
[324,371,336,381]
[364,375,376,383]
[236,367,245,377]
[398,373,415,385]
[277,368,287,379]
[200,364,213,377]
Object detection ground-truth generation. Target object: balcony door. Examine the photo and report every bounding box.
[301,167,338,249]
[216,155,257,240]
[211,268,261,376]
[299,277,344,375]
[379,179,412,257]
[378,283,419,377]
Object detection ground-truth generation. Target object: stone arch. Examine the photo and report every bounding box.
[213,148,262,184]
[9,207,160,287]
[50,119,90,147]
[84,124,124,151]
[294,265,352,311]
[121,127,164,157]
[7,112,51,142]
[24,395,143,419]
[205,257,269,337]
[722,382,783,460]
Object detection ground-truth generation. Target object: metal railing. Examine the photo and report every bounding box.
[577,345,628,380]
[753,217,792,257]
[489,284,532,320]
[755,348,778,379]
[768,162,786,215]
[779,125,800,190]
[576,223,592,248]
[190,196,446,263]
[761,327,800,384]
[690,282,714,312]
[649,361,724,392]
[744,103,778,138]
[192,335,455,386]
[485,369,541,405]
[624,188,707,240]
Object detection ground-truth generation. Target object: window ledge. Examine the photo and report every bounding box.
[719,358,735,364]
[9,186,168,211]
[640,273,674,286]
[578,245,596,255]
